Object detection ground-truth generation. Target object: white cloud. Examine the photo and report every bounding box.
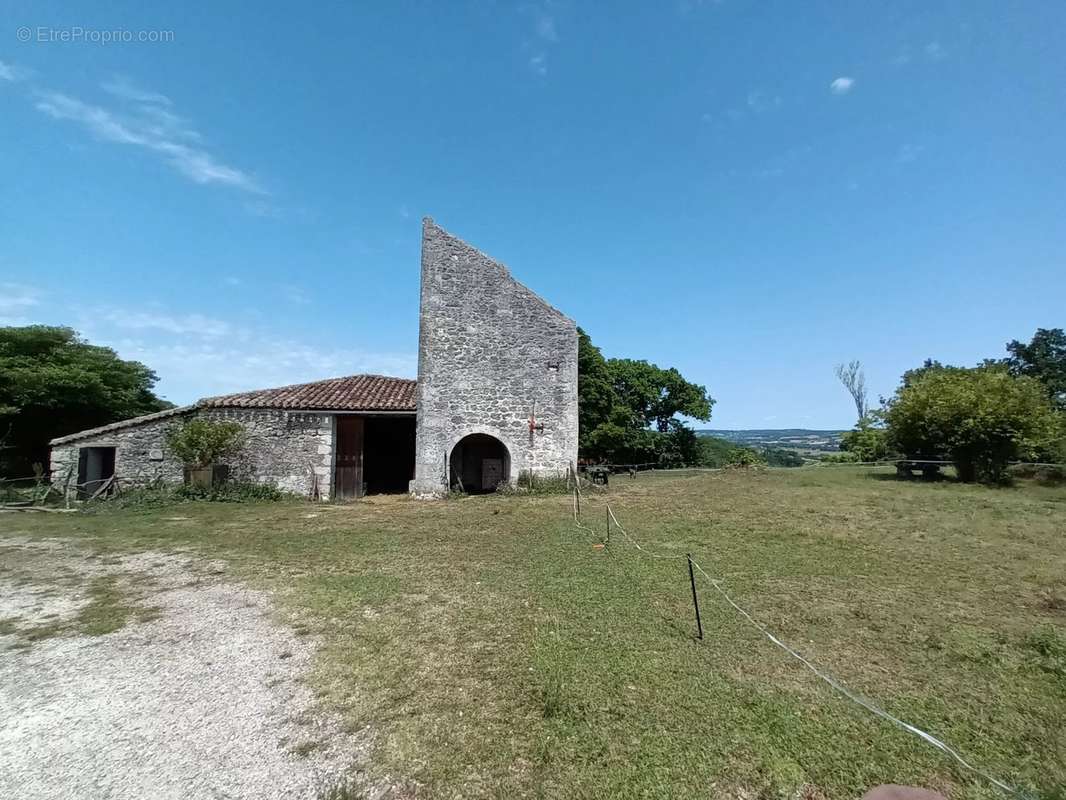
[924,41,946,61]
[522,4,558,76]
[101,76,172,106]
[829,77,855,95]
[100,335,416,404]
[280,285,312,305]
[34,88,264,194]
[895,143,923,164]
[0,283,42,326]
[100,309,235,338]
[0,60,30,82]
[0,283,41,312]
[529,52,548,76]
[535,13,558,42]
[746,90,781,113]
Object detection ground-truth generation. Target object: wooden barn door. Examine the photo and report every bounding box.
[334,416,365,499]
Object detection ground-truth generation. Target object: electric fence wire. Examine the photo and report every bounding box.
[584,500,1024,798]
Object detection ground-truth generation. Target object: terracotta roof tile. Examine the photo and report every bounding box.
[199,374,417,412]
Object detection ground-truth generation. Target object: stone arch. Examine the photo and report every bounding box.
[448,431,512,493]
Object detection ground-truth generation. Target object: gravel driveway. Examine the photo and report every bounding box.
[0,537,389,800]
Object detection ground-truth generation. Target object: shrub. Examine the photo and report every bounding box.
[839,414,894,462]
[820,451,859,463]
[164,419,245,469]
[85,480,289,511]
[726,447,765,468]
[1008,463,1066,486]
[174,481,287,502]
[884,366,1063,483]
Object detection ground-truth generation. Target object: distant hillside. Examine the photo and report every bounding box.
[697,429,846,453]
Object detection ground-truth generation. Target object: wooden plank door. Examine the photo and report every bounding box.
[334,416,365,499]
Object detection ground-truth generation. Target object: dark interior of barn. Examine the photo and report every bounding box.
[362,416,416,494]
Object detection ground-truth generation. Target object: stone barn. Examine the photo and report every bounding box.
[49,219,578,499]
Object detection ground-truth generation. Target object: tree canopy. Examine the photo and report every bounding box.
[1005,328,1066,410]
[0,326,171,475]
[578,327,713,465]
[883,364,1062,483]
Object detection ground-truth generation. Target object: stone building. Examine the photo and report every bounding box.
[49,219,578,499]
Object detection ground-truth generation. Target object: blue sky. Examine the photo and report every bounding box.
[2,1,1063,429]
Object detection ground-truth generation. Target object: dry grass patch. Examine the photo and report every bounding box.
[2,467,1064,799]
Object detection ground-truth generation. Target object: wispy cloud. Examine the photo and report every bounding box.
[893,41,948,66]
[280,284,312,305]
[746,90,781,113]
[101,76,172,106]
[528,52,548,76]
[100,309,236,338]
[0,283,40,312]
[523,4,559,76]
[924,41,946,61]
[534,12,558,43]
[33,80,264,194]
[895,143,924,164]
[0,283,42,325]
[829,76,855,95]
[115,337,418,403]
[0,60,30,83]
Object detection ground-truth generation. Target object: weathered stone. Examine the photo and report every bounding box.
[409,219,578,495]
[50,409,333,500]
[49,219,578,502]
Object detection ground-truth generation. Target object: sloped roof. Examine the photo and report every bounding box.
[50,405,195,445]
[49,374,417,446]
[199,374,417,412]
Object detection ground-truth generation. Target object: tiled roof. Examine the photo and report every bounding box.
[49,375,417,446]
[199,374,417,412]
[50,406,195,445]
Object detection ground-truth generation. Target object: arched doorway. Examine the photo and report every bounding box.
[449,433,510,493]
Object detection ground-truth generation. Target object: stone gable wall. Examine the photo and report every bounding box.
[409,219,579,495]
[50,409,334,499]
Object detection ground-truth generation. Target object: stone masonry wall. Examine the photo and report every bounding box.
[50,409,334,499]
[409,219,579,495]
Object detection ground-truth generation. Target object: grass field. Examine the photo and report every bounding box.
[2,467,1065,799]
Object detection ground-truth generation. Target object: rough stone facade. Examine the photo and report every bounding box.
[50,409,334,499]
[409,219,579,495]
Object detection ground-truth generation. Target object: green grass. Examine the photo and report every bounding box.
[2,467,1064,799]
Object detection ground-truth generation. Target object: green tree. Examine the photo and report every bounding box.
[164,419,245,468]
[607,358,713,432]
[0,326,171,475]
[1005,328,1066,410]
[883,365,1062,483]
[576,327,616,454]
[839,412,894,462]
[577,328,714,464]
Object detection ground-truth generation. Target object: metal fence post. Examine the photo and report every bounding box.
[687,553,703,640]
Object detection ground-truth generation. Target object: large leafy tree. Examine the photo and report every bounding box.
[1005,328,1066,410]
[883,365,1062,483]
[0,326,172,475]
[577,328,713,464]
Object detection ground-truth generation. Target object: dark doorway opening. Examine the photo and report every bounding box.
[449,434,510,493]
[363,416,416,494]
[77,446,116,498]
[334,416,364,500]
